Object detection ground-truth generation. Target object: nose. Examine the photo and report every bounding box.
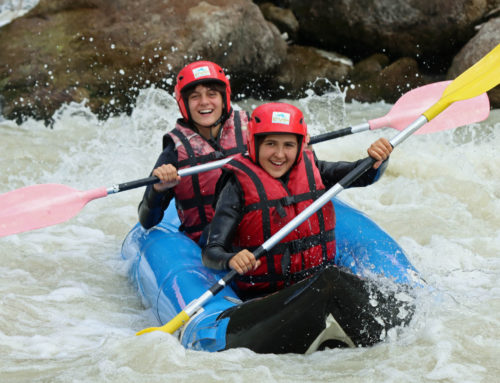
[275,144,285,157]
[199,93,210,105]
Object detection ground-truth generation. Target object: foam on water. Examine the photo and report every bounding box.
[1,51,499,383]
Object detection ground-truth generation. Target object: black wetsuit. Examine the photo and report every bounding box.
[202,157,388,270]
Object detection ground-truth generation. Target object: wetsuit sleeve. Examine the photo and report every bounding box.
[202,172,244,270]
[137,137,178,229]
[317,157,389,189]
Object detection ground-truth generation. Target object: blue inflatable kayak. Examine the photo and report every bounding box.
[122,197,422,353]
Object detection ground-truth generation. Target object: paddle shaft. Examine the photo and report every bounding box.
[191,44,500,313]
[136,43,499,335]
[199,115,428,305]
[110,127,373,194]
[308,123,370,144]
[124,80,489,194]
[107,157,234,194]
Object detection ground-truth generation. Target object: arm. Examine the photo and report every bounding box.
[202,174,243,270]
[138,139,178,229]
[317,138,392,188]
[203,172,262,274]
[317,158,388,188]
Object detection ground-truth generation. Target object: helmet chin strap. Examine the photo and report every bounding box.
[208,115,224,138]
[190,113,225,140]
[184,95,228,140]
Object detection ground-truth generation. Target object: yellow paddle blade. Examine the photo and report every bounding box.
[424,43,500,121]
[136,310,190,336]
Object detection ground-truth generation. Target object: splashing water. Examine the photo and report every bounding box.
[1,84,499,382]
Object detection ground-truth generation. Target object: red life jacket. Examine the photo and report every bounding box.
[224,151,336,294]
[166,109,249,242]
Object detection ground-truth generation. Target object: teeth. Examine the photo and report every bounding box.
[271,161,284,166]
[199,109,213,114]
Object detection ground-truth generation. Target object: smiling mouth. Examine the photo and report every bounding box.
[270,160,285,167]
[199,109,213,115]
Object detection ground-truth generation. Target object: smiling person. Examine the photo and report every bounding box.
[138,61,249,244]
[202,102,392,299]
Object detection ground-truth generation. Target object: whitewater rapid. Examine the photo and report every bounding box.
[1,84,499,382]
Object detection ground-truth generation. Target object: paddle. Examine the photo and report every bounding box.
[0,82,490,238]
[136,43,500,336]
[309,80,489,143]
[0,159,230,238]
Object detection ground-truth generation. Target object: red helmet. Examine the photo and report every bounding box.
[247,102,307,163]
[174,61,231,121]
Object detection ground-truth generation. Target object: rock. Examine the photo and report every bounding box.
[287,0,490,71]
[0,0,498,124]
[346,57,426,103]
[347,54,390,84]
[447,17,500,108]
[259,2,299,41]
[0,0,286,123]
[268,45,352,98]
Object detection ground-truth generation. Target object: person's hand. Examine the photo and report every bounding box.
[367,138,393,169]
[229,249,261,275]
[152,164,181,192]
[304,133,313,150]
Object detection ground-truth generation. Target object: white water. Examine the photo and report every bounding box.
[1,4,500,382]
[1,85,499,383]
[0,0,39,27]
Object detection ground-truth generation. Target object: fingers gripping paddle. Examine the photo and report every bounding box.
[308,80,489,143]
[0,77,491,238]
[136,43,500,336]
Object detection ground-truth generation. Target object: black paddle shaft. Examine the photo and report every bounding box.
[116,176,158,192]
[308,128,354,144]
[112,130,354,194]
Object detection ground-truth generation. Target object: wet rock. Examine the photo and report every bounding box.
[259,2,299,41]
[268,45,352,98]
[0,0,286,123]
[0,0,498,124]
[287,0,490,71]
[448,17,500,107]
[346,57,426,103]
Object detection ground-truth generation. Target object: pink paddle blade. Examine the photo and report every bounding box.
[0,184,108,237]
[369,81,490,133]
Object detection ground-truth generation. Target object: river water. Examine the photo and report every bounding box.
[1,85,499,383]
[1,5,500,383]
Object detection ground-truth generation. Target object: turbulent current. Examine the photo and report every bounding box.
[1,85,499,382]
[1,3,500,381]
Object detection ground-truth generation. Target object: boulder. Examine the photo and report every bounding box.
[287,0,491,71]
[0,0,286,123]
[259,2,299,41]
[447,17,500,107]
[346,57,426,103]
[269,45,352,98]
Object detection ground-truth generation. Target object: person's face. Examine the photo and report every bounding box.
[257,134,298,178]
[187,84,223,130]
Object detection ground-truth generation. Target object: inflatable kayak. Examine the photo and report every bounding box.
[122,197,422,354]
